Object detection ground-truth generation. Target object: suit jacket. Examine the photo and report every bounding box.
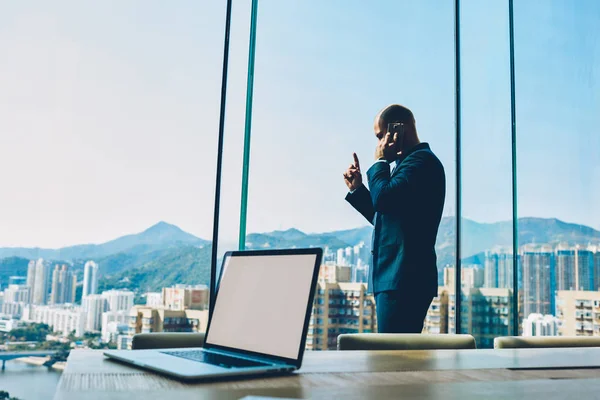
[346,143,445,297]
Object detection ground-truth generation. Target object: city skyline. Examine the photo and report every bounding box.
[0,1,598,248]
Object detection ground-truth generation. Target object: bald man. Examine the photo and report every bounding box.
[343,104,445,333]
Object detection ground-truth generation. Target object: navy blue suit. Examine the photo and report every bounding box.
[345,143,445,333]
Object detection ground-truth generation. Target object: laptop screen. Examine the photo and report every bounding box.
[205,252,318,360]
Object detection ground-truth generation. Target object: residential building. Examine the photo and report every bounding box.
[127,306,209,348]
[306,282,376,350]
[102,310,130,343]
[318,264,352,283]
[26,304,87,337]
[447,287,514,349]
[117,335,132,350]
[423,287,449,334]
[162,285,209,311]
[484,250,513,289]
[102,289,134,312]
[4,284,31,304]
[30,259,51,305]
[82,294,107,332]
[2,302,26,318]
[522,313,559,336]
[50,264,77,305]
[554,245,594,291]
[555,290,600,337]
[594,247,600,291]
[145,292,163,307]
[0,316,25,332]
[83,261,99,297]
[521,246,555,317]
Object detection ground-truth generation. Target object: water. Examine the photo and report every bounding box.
[0,361,61,400]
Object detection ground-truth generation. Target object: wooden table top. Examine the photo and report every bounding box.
[53,348,600,400]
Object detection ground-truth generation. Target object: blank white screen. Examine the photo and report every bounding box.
[206,254,317,360]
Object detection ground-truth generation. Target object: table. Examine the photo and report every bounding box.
[53,348,600,400]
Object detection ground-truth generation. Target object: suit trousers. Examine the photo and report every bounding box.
[375,289,434,333]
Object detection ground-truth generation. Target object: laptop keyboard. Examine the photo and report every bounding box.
[161,349,271,369]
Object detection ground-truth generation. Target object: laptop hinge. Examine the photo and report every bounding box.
[204,347,292,367]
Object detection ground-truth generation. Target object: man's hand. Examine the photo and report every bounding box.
[374,132,402,161]
[343,153,363,192]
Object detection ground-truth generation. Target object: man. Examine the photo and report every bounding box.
[343,104,445,333]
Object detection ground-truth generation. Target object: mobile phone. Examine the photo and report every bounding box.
[387,122,405,150]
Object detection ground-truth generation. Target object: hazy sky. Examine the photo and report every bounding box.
[1,1,599,248]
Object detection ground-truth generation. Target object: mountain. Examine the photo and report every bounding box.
[246,228,349,250]
[0,222,208,262]
[2,217,599,295]
[98,245,211,293]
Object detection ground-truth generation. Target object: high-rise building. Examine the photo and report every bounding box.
[82,294,107,332]
[31,259,51,305]
[522,313,559,336]
[3,284,31,303]
[484,250,513,289]
[555,248,576,291]
[306,282,376,350]
[555,246,596,292]
[83,261,99,297]
[336,248,345,266]
[102,290,134,312]
[50,264,77,305]
[556,290,600,337]
[594,248,600,291]
[162,285,209,311]
[522,246,554,317]
[574,247,595,291]
[26,260,36,294]
[446,287,514,349]
[344,247,353,266]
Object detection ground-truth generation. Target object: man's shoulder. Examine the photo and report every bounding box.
[404,146,444,174]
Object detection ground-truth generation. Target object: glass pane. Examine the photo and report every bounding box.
[246,1,456,349]
[515,1,600,338]
[458,0,514,348]
[0,2,225,396]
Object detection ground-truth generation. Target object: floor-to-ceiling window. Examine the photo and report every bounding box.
[514,0,600,338]
[0,2,225,397]
[236,0,456,350]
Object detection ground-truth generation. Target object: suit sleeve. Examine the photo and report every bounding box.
[345,184,375,225]
[366,154,424,214]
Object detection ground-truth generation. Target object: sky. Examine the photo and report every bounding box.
[0,0,598,249]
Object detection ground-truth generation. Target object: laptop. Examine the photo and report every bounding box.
[104,247,322,381]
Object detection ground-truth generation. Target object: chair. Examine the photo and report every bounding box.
[337,333,477,351]
[494,336,600,349]
[131,332,206,350]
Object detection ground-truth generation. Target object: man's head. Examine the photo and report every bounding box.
[373,104,419,152]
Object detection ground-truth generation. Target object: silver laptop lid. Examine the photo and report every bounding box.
[204,248,322,368]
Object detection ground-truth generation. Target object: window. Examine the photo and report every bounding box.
[0,2,224,396]
[515,1,600,340]
[240,0,455,351]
